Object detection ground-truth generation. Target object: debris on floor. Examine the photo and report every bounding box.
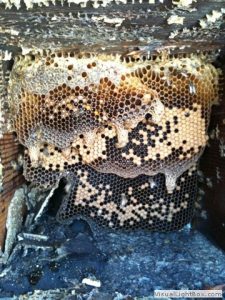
[0,206,225,299]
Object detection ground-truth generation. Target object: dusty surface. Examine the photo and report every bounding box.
[0,213,225,299]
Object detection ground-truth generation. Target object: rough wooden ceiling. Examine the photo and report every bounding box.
[0,0,224,55]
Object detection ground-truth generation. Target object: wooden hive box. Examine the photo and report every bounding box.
[0,0,225,251]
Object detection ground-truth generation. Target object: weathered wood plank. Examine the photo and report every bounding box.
[0,0,224,54]
[0,133,24,250]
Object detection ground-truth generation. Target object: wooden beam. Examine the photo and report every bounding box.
[0,0,224,54]
[0,133,24,250]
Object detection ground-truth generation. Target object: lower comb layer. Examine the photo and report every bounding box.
[56,164,197,231]
[24,152,197,231]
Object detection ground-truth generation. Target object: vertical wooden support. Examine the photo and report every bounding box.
[0,134,24,249]
[0,53,24,250]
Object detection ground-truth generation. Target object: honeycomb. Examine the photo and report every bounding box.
[23,147,197,231]
[8,51,220,231]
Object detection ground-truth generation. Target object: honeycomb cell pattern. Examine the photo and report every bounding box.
[23,147,197,231]
[9,51,220,231]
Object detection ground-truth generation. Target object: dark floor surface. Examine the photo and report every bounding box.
[0,214,225,300]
